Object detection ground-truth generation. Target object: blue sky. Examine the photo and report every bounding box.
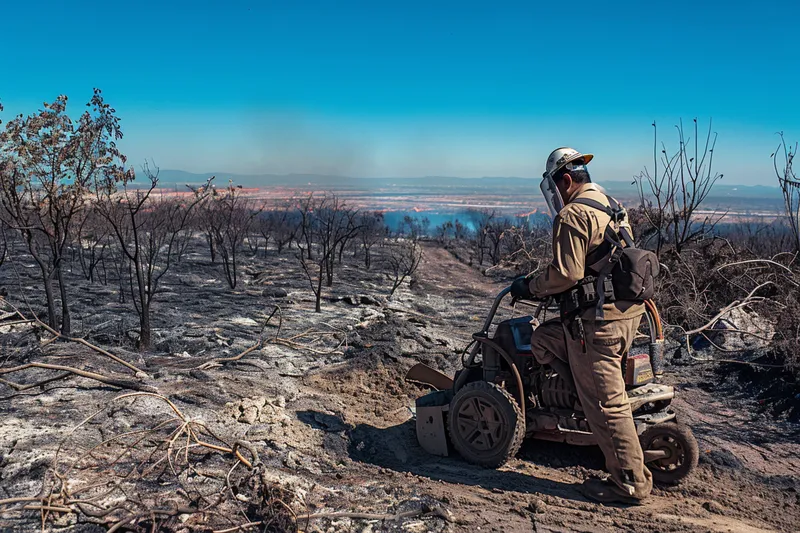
[1,0,798,184]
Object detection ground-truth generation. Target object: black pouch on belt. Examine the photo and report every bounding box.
[563,313,587,353]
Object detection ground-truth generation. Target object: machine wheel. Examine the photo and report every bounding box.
[640,422,699,485]
[447,381,525,468]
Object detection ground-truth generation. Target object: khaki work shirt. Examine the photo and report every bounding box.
[529,183,645,321]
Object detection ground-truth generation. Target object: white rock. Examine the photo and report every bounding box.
[230,316,259,327]
[709,307,775,351]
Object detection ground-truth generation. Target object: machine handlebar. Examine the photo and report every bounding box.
[478,285,550,335]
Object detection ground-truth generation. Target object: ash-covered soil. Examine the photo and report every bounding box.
[1,242,798,532]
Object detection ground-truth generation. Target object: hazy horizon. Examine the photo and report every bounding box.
[144,168,786,192]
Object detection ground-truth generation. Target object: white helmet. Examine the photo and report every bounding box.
[540,147,594,218]
[543,147,593,180]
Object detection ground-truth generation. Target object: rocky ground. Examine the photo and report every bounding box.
[0,241,798,532]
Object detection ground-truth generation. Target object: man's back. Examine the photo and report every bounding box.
[535,182,645,321]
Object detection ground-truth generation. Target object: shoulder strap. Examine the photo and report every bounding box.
[572,195,634,248]
[571,197,614,217]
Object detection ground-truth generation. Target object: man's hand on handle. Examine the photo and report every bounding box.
[510,275,534,301]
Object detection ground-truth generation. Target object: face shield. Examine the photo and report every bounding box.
[540,175,564,219]
[540,162,588,218]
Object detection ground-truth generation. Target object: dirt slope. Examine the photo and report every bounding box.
[1,242,798,532]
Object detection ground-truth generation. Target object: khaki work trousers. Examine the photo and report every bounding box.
[530,316,653,500]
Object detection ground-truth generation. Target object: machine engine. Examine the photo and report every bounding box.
[485,315,657,409]
[536,371,579,409]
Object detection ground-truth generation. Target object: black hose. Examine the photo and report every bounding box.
[460,340,477,368]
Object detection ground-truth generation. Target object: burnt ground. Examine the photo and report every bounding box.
[0,241,798,532]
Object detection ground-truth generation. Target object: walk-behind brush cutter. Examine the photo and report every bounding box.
[405,286,698,484]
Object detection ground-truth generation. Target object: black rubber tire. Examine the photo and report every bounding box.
[447,381,525,468]
[640,422,699,485]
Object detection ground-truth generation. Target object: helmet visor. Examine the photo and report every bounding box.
[540,176,564,219]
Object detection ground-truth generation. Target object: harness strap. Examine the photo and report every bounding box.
[594,246,624,320]
[559,276,614,317]
[568,194,634,320]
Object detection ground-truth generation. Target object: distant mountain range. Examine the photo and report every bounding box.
[149,169,544,189]
[149,169,784,200]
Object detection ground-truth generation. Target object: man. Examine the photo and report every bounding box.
[511,147,652,504]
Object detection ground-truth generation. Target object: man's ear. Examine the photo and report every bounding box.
[559,173,573,195]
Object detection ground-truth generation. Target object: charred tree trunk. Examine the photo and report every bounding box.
[315,261,323,313]
[206,232,216,263]
[325,254,334,287]
[55,263,71,335]
[221,251,238,289]
[132,247,151,351]
[100,257,108,286]
[41,269,58,331]
[139,302,151,351]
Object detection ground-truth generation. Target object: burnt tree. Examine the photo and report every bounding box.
[358,211,386,269]
[96,164,209,351]
[297,193,317,260]
[75,206,111,284]
[384,239,423,298]
[202,183,261,289]
[297,194,361,312]
[317,197,360,287]
[270,206,300,255]
[0,90,127,334]
[0,221,9,271]
[634,118,723,254]
[773,133,800,252]
[467,208,497,265]
[486,217,513,266]
[435,220,454,244]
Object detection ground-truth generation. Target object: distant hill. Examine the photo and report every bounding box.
[147,170,543,190]
[147,169,784,200]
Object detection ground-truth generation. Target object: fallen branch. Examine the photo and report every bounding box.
[286,330,340,342]
[1,392,264,531]
[268,337,345,356]
[695,332,771,354]
[106,503,197,533]
[213,521,266,533]
[0,319,35,327]
[198,306,347,364]
[108,392,256,467]
[716,259,794,275]
[683,282,774,336]
[0,363,156,392]
[196,342,263,371]
[196,306,281,370]
[0,298,145,376]
[0,371,71,391]
[21,504,72,513]
[36,322,145,376]
[0,496,46,507]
